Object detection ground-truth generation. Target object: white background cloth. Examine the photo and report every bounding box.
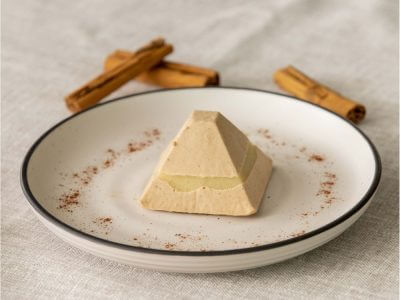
[2,0,398,299]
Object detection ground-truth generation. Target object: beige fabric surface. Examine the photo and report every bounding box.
[2,0,398,299]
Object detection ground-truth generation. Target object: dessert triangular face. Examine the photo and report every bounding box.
[160,111,251,178]
[140,110,273,216]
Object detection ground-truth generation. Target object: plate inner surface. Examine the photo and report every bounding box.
[26,88,377,252]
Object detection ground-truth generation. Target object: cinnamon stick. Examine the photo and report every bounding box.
[65,38,173,112]
[105,50,219,87]
[274,66,366,123]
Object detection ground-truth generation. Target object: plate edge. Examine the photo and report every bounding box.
[19,86,382,257]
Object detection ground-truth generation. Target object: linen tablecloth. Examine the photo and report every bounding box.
[2,0,398,298]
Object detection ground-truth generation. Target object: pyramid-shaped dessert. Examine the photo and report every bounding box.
[140,111,273,216]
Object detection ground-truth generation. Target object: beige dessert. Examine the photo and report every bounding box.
[139,110,273,216]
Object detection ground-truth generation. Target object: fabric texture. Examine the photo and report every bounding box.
[2,0,398,299]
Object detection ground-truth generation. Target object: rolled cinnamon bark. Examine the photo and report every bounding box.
[105,50,219,88]
[274,66,366,123]
[65,38,173,113]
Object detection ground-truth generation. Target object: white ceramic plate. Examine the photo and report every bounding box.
[21,87,381,273]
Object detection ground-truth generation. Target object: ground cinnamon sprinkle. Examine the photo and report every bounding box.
[325,198,335,205]
[316,171,338,204]
[152,128,161,137]
[92,217,113,234]
[144,128,161,139]
[103,149,120,168]
[107,149,118,158]
[300,171,338,218]
[127,141,152,153]
[164,243,176,249]
[309,154,324,162]
[257,128,272,139]
[174,233,205,242]
[57,190,80,210]
[127,129,161,153]
[324,172,336,179]
[290,230,306,238]
[78,165,99,185]
[59,166,100,212]
[317,190,331,196]
[58,128,161,214]
[175,233,187,239]
[127,142,139,153]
